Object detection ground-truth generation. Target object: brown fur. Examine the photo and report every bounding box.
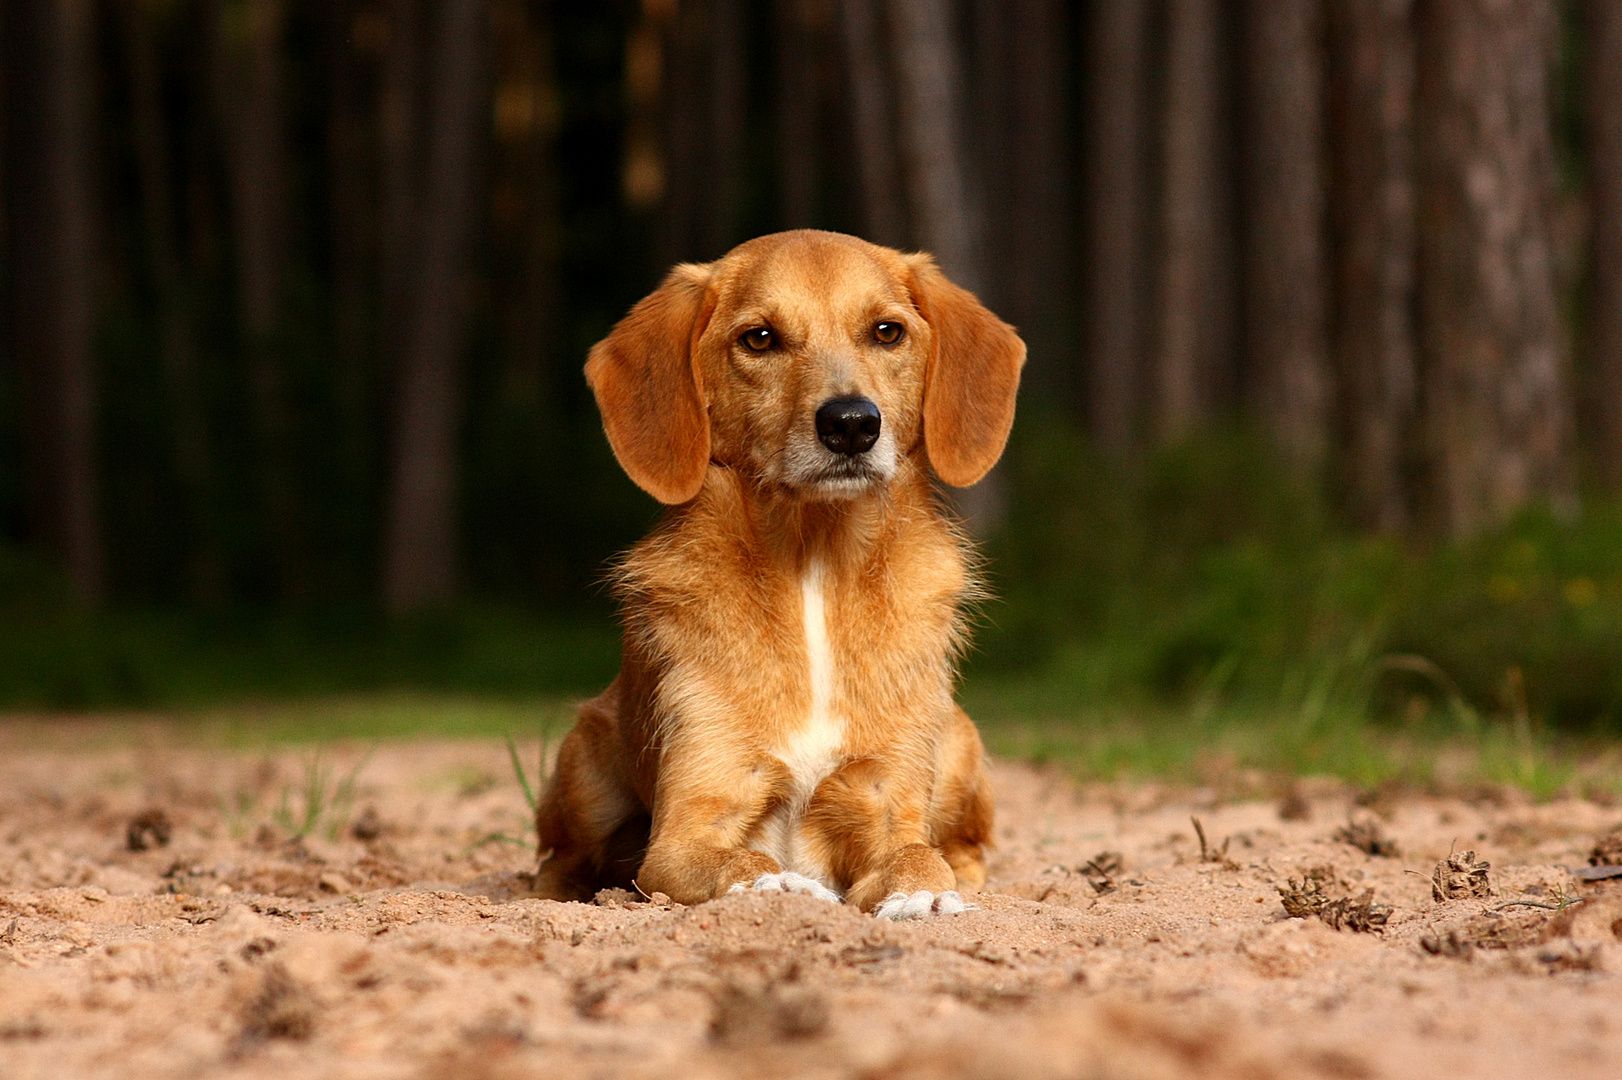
[536,230,1023,911]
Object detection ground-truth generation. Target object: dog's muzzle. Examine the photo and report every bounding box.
[815,397,881,456]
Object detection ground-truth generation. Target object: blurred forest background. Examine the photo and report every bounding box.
[2,0,1622,754]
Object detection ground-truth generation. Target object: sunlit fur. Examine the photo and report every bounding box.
[533,230,1024,911]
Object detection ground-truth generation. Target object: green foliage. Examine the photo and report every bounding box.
[1383,506,1622,728]
[0,547,620,710]
[975,419,1622,733]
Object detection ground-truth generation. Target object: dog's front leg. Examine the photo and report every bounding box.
[804,758,968,917]
[635,753,793,904]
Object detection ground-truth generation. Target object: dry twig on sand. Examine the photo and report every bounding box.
[126,809,173,851]
[1191,816,1238,869]
[1277,865,1391,933]
[1591,829,1622,868]
[1334,818,1398,858]
[1278,785,1311,822]
[1083,851,1124,895]
[1432,850,1491,901]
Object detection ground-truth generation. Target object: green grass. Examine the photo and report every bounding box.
[194,694,577,746]
[271,750,371,841]
[968,682,1620,801]
[0,692,577,749]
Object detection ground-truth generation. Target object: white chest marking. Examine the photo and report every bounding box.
[751,560,845,886]
[794,561,839,775]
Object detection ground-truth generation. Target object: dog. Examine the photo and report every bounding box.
[532,230,1024,918]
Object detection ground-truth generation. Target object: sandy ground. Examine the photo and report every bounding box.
[2,725,1621,1079]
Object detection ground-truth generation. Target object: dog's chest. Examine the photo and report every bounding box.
[778,559,844,792]
[751,560,846,880]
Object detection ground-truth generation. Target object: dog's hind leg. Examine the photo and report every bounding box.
[532,684,647,901]
[930,705,993,893]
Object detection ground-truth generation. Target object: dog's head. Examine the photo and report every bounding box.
[585,230,1025,505]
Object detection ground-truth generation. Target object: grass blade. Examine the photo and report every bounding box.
[506,733,537,813]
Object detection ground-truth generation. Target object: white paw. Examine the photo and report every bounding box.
[874,890,974,920]
[727,871,843,903]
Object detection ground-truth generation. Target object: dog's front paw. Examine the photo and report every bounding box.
[873,890,974,920]
[727,871,842,903]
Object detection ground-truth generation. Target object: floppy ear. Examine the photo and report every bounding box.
[584,264,715,504]
[907,256,1026,487]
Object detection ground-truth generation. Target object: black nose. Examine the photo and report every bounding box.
[815,397,882,456]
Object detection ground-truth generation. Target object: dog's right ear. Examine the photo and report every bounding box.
[585,264,715,504]
[905,255,1025,488]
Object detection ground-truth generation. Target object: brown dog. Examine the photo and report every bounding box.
[533,230,1024,917]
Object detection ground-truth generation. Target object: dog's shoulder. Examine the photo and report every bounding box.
[868,482,979,606]
[612,468,760,602]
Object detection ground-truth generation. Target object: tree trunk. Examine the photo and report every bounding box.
[658,0,744,262]
[1588,0,1622,490]
[1083,0,1149,449]
[658,0,704,263]
[1007,0,1068,397]
[887,0,981,292]
[1153,0,1234,442]
[969,0,1013,316]
[380,0,423,381]
[211,0,303,598]
[382,0,488,611]
[887,0,1004,530]
[838,0,907,247]
[508,0,561,400]
[622,3,666,213]
[1240,0,1330,467]
[1328,0,1418,530]
[703,0,745,256]
[1413,0,1571,535]
[327,0,374,556]
[776,0,818,229]
[969,0,1067,393]
[0,5,6,277]
[2,0,103,601]
[121,0,222,601]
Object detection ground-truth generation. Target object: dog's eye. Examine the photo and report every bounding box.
[874,321,904,345]
[740,327,775,352]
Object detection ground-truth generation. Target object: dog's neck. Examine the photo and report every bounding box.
[707,457,939,576]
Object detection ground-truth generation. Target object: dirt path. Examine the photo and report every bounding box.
[1,728,1620,1079]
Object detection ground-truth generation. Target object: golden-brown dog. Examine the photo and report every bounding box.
[533,230,1024,917]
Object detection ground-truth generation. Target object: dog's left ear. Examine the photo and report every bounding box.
[906,255,1026,487]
